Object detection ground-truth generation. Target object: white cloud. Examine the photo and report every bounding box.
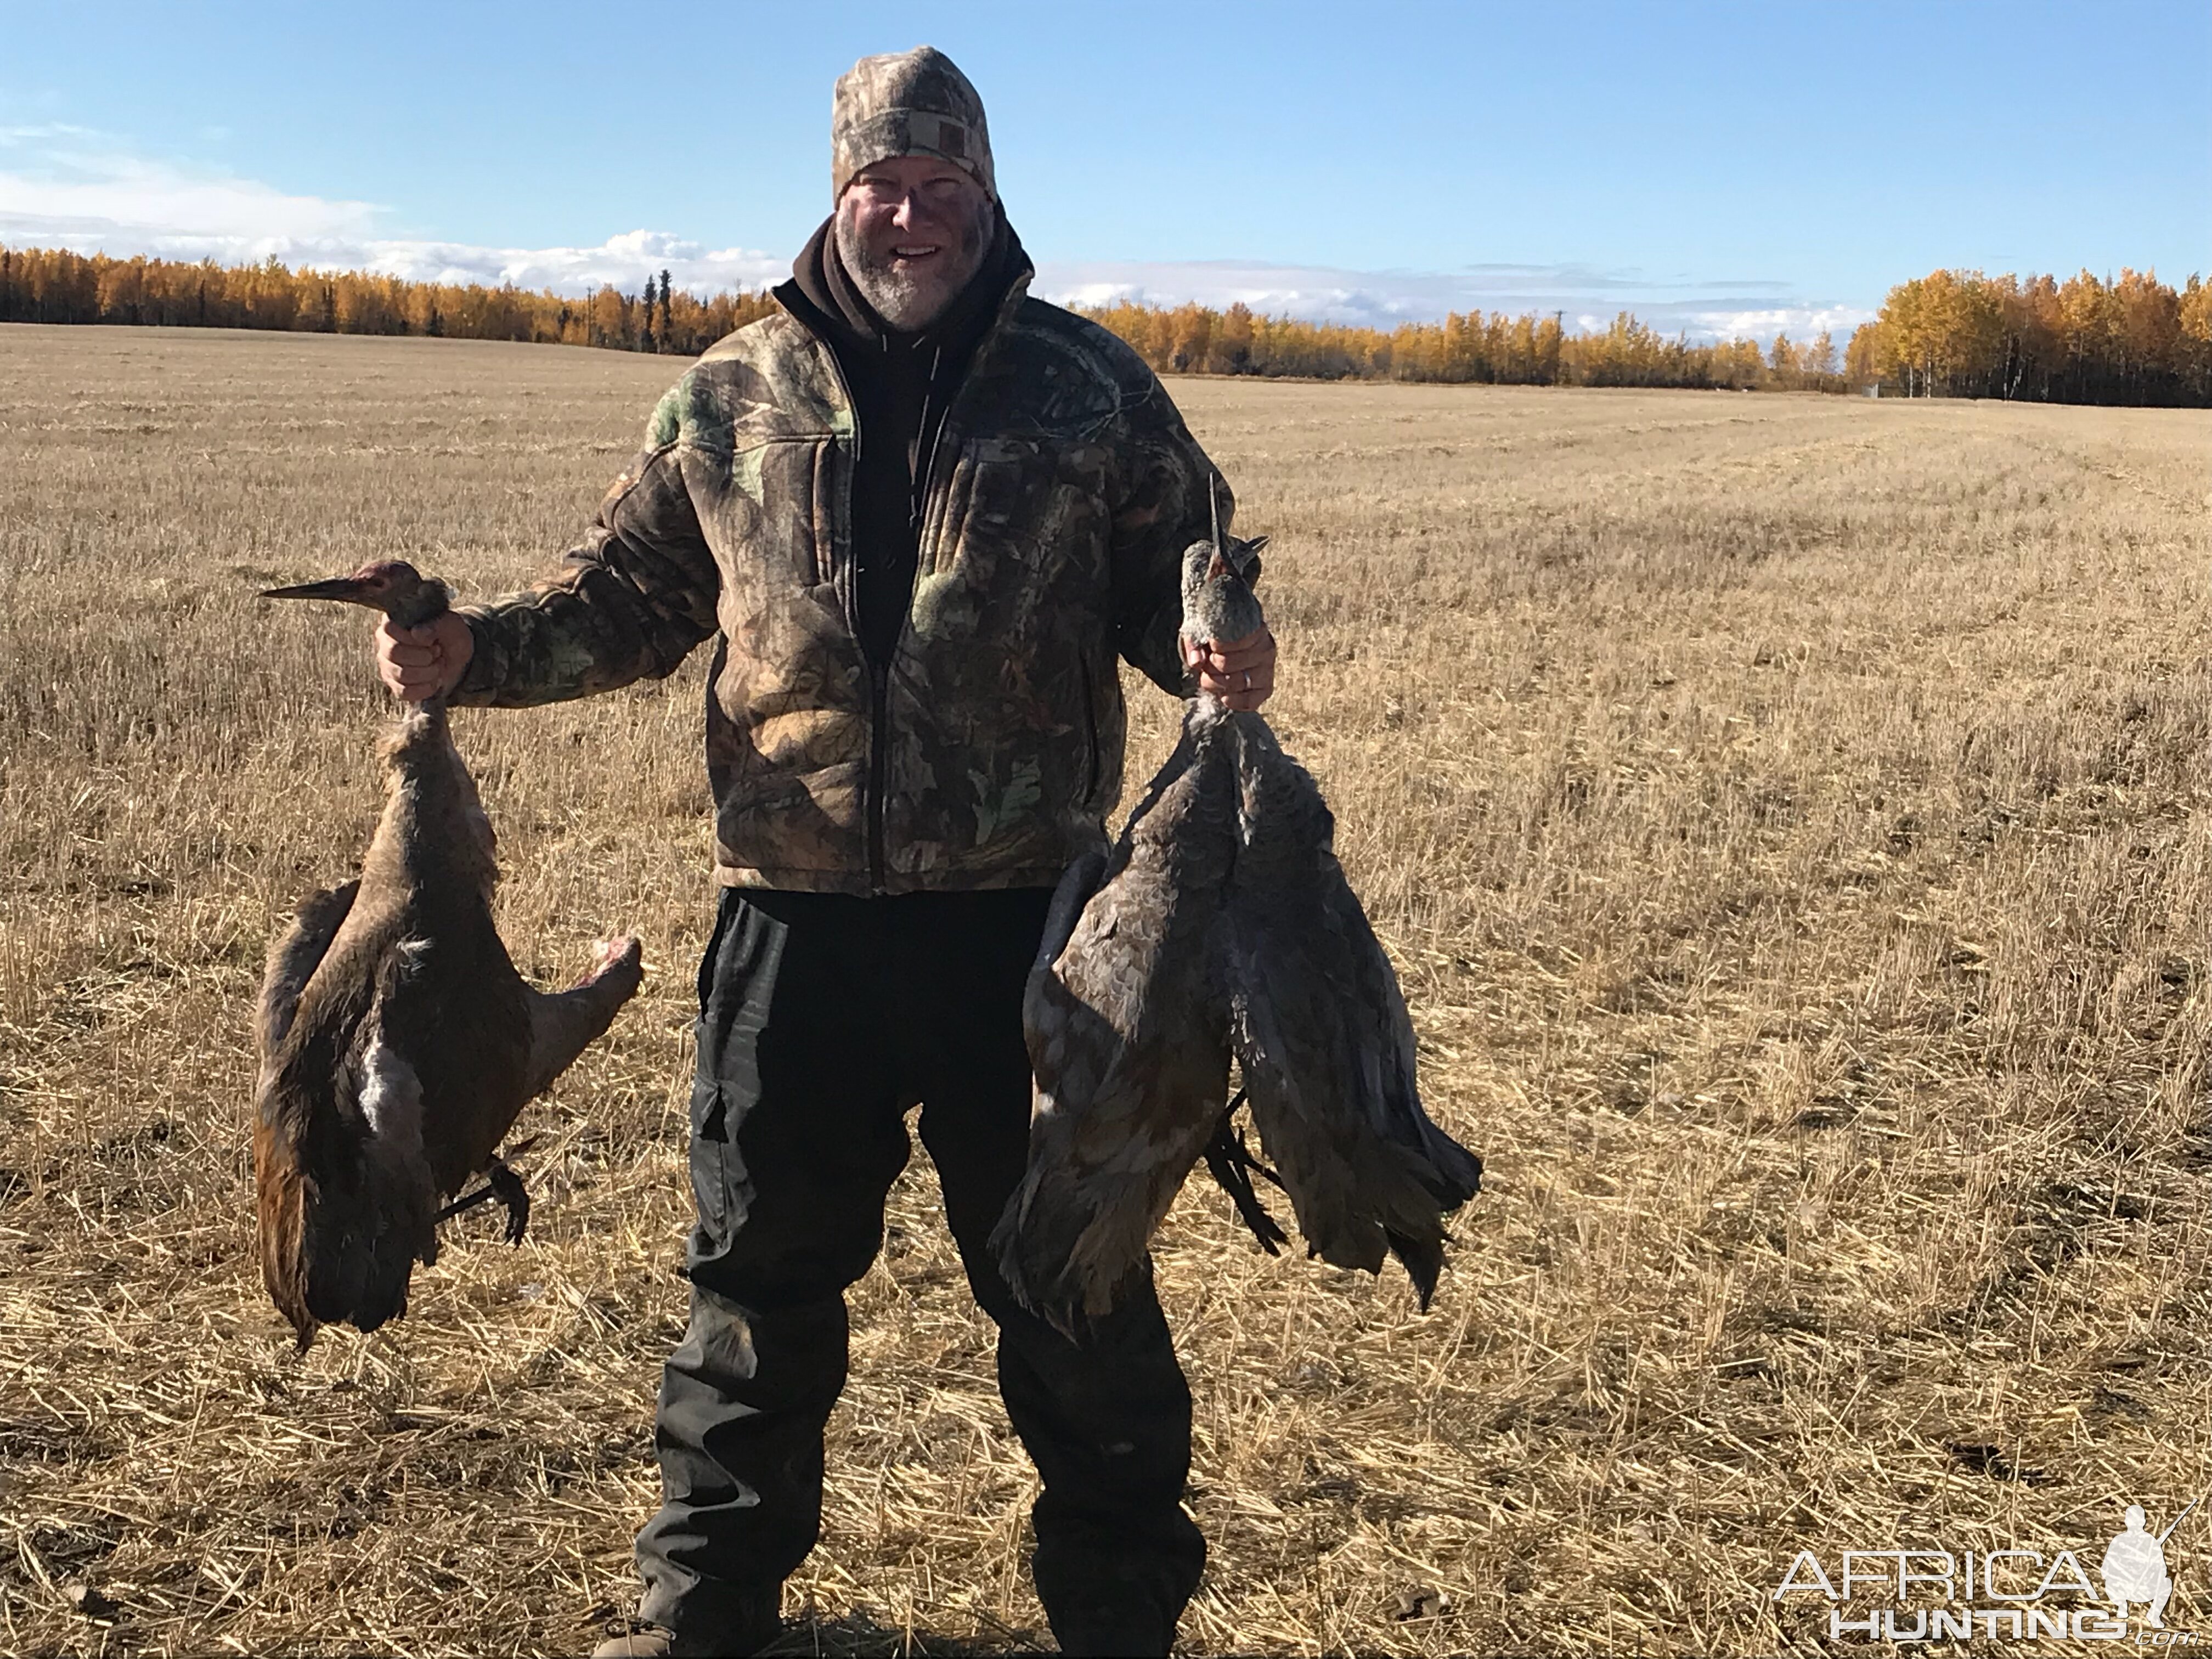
[1028,257,1872,342]
[0,127,1869,339]
[1685,305,1872,342]
[0,123,381,245]
[355,229,785,297]
[0,127,781,297]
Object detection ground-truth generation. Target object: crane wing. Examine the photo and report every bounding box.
[1222,720,1481,1308]
[300,1006,441,1334]
[255,882,359,1056]
[255,930,441,1347]
[993,732,1239,1331]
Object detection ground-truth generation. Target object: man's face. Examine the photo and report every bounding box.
[834,154,993,331]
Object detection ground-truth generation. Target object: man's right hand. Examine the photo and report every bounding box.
[376,612,474,702]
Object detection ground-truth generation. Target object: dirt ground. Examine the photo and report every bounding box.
[2,323,2208,1655]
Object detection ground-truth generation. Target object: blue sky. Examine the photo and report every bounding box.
[2,0,2205,338]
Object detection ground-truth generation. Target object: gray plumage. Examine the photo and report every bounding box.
[993,531,1482,1330]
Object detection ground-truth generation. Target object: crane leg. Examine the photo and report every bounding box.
[1200,1089,1290,1256]
[434,1142,535,1243]
[484,1158,530,1245]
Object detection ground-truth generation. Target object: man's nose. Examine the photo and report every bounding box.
[890,192,921,230]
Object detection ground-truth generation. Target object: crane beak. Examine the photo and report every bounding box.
[259,577,379,606]
[1224,534,1267,584]
[1206,536,1266,588]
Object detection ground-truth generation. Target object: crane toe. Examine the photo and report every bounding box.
[486,1159,531,1245]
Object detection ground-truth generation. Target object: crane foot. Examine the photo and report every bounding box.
[435,1141,537,1243]
[484,1158,531,1245]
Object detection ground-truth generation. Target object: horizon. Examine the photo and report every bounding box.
[3,0,2207,343]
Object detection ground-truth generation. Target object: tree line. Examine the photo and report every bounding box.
[1086,300,1833,391]
[2,241,2203,405]
[1844,268,2212,405]
[0,241,1842,392]
[1083,272,2211,404]
[0,244,776,354]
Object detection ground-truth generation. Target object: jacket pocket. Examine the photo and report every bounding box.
[1078,652,1102,805]
[806,437,840,591]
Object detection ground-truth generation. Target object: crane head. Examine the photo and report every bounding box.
[1179,475,1267,650]
[261,560,452,628]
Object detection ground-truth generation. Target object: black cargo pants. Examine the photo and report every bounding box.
[635,887,1204,1653]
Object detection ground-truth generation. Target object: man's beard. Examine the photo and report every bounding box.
[836,195,993,331]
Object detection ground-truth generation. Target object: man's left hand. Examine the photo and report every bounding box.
[1182,628,1276,712]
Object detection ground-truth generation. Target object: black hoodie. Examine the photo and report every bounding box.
[775,206,1028,664]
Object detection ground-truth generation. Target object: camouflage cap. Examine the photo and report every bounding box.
[832,46,996,202]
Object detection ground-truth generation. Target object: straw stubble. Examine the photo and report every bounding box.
[1,324,2207,1655]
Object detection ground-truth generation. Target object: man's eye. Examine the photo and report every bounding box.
[855,174,963,202]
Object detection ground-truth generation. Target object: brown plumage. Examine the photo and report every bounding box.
[994,529,1482,1330]
[253,561,645,1348]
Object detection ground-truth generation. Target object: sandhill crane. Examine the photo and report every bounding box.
[994,525,1482,1330]
[253,561,645,1348]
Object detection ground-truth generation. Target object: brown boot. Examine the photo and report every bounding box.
[591,1609,781,1657]
[590,1630,674,1659]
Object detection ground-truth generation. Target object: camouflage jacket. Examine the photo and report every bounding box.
[451,274,1229,895]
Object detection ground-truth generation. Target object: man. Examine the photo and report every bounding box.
[376,46,1273,1657]
[2102,1505,2173,1628]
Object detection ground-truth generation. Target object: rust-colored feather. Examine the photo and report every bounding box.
[253,881,357,1348]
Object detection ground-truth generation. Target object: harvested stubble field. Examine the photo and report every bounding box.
[1,321,2208,1657]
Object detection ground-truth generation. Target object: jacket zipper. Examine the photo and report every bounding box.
[808,338,893,894]
[872,346,973,893]
[868,345,949,895]
[782,282,1025,895]
[866,659,890,893]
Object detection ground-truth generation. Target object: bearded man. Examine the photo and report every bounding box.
[376,45,1274,1658]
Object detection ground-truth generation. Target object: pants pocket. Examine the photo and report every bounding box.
[689,1054,730,1243]
[688,895,743,1246]
[687,891,777,1255]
